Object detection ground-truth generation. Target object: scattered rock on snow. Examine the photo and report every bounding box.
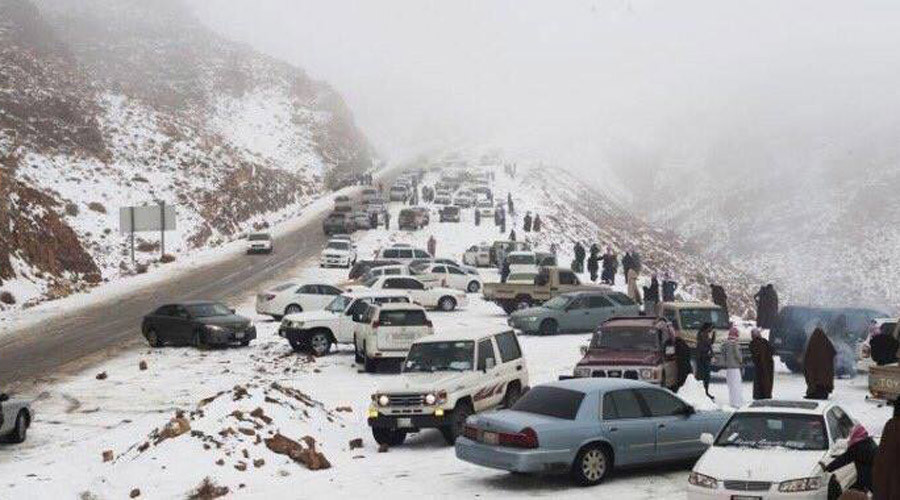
[349,438,363,450]
[264,433,331,470]
[95,371,108,380]
[138,360,147,371]
[378,444,389,453]
[129,488,141,498]
[187,477,229,500]
[102,450,114,462]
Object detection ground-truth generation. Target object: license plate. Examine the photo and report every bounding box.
[235,331,245,339]
[482,431,499,445]
[397,418,413,428]
[608,370,622,377]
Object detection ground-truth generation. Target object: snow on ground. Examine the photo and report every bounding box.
[0,168,893,499]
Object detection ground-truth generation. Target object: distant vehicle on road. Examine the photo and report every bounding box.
[255,282,344,319]
[246,232,273,254]
[361,188,380,205]
[368,329,528,446]
[439,205,461,223]
[509,291,640,335]
[504,251,539,275]
[453,191,475,208]
[323,212,354,236]
[141,301,256,348]
[354,303,434,372]
[463,243,492,267]
[434,191,453,205]
[399,208,427,230]
[456,378,727,486]
[334,195,352,210]
[348,260,401,281]
[0,393,32,444]
[351,211,373,230]
[320,239,357,268]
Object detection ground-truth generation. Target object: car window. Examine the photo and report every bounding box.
[272,283,297,292]
[383,249,399,259]
[447,266,465,275]
[588,295,614,309]
[663,309,678,325]
[568,297,589,310]
[320,285,342,295]
[608,292,636,306]
[383,278,404,289]
[468,245,478,252]
[347,300,369,318]
[402,278,425,290]
[432,266,447,274]
[830,407,855,440]
[298,285,317,294]
[373,296,409,305]
[385,268,402,275]
[414,249,430,258]
[637,389,687,417]
[513,386,585,420]
[477,339,496,370]
[558,271,579,286]
[494,331,522,363]
[399,249,414,259]
[155,305,176,316]
[602,390,646,420]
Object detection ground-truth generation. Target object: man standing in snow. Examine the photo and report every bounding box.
[803,328,836,400]
[873,399,900,500]
[627,267,642,304]
[711,284,729,317]
[507,193,514,215]
[870,321,899,366]
[622,252,634,280]
[533,214,542,232]
[749,328,775,400]
[523,212,532,232]
[601,248,617,285]
[384,209,391,230]
[587,249,600,283]
[724,326,745,408]
[573,242,585,274]
[500,258,511,284]
[509,229,517,242]
[474,208,481,226]
[662,273,678,302]
[427,235,436,257]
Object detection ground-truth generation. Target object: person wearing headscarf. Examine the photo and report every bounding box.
[587,250,600,283]
[427,235,437,257]
[823,424,877,494]
[661,272,678,302]
[803,328,836,400]
[523,212,532,232]
[509,229,517,242]
[533,214,542,232]
[873,400,900,500]
[601,248,617,285]
[710,284,729,316]
[673,327,693,393]
[646,275,660,303]
[627,267,642,305]
[749,328,775,400]
[723,326,745,408]
[870,321,900,367]
[696,322,716,400]
[500,258,511,284]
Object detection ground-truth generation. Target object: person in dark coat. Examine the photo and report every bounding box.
[803,328,836,400]
[824,424,877,494]
[500,259,511,283]
[749,328,775,400]
[587,251,600,283]
[573,242,586,274]
[695,322,716,400]
[711,284,729,316]
[873,400,900,500]
[662,273,678,302]
[533,214,542,232]
[622,252,634,279]
[673,333,693,393]
[601,248,617,285]
[384,210,391,230]
[499,213,506,234]
[369,211,378,229]
[523,213,532,232]
[755,284,779,329]
[474,208,481,226]
[509,229,517,242]
[645,275,660,303]
[870,322,900,366]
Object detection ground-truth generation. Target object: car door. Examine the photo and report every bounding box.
[293,284,317,310]
[446,265,467,290]
[317,285,344,310]
[342,299,370,344]
[825,406,858,489]
[172,305,194,344]
[599,389,656,466]
[494,331,527,390]
[474,338,504,411]
[400,278,429,306]
[587,295,617,328]
[635,388,704,461]
[564,296,593,332]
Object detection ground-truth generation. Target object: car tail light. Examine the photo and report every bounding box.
[463,425,478,440]
[263,294,276,301]
[499,427,539,449]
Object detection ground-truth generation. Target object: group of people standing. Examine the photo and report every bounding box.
[522,212,542,233]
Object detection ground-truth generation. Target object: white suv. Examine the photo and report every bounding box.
[355,303,434,372]
[320,239,357,268]
[363,276,468,311]
[279,291,410,355]
[368,330,529,446]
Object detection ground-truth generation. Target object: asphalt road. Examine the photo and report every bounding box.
[0,175,399,390]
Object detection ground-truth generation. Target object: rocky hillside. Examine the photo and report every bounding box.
[0,0,373,308]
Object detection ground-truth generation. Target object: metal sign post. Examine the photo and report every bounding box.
[120,204,177,265]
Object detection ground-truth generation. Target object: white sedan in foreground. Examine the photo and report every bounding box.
[688,400,858,500]
[256,282,345,319]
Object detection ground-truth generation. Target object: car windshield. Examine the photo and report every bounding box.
[679,308,730,330]
[271,283,297,292]
[185,303,232,318]
[592,328,660,351]
[715,413,828,451]
[512,386,585,420]
[248,233,269,241]
[326,296,352,313]
[327,241,350,250]
[506,254,535,265]
[543,296,571,310]
[403,341,475,373]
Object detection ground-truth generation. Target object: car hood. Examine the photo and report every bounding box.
[283,310,338,323]
[200,314,251,328]
[579,348,662,366]
[379,372,472,394]
[694,446,826,483]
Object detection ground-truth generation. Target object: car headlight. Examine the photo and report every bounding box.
[204,325,225,333]
[424,394,436,405]
[688,472,718,489]
[778,477,822,493]
[573,366,592,378]
[639,368,657,380]
[378,395,390,407]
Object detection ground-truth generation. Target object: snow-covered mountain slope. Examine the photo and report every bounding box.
[644,162,900,313]
[0,0,373,308]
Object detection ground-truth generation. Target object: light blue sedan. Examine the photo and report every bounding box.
[455,379,728,486]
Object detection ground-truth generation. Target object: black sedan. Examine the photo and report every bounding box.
[141,301,256,348]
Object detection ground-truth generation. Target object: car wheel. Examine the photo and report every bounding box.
[146,328,162,348]
[441,400,473,445]
[309,331,332,357]
[9,411,28,444]
[288,336,304,352]
[192,330,207,349]
[439,296,457,312]
[501,383,522,408]
[467,281,480,293]
[572,444,611,486]
[372,427,407,447]
[284,304,303,316]
[539,319,559,336]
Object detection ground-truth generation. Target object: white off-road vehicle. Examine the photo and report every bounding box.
[367,329,529,446]
[279,291,410,355]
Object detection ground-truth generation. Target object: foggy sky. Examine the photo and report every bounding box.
[192,0,900,191]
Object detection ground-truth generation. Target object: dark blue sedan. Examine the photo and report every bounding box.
[455,378,728,486]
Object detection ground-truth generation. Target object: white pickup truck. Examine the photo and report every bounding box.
[367,330,529,446]
[278,291,411,356]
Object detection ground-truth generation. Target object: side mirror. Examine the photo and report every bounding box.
[700,433,714,446]
[832,438,849,457]
[485,358,496,371]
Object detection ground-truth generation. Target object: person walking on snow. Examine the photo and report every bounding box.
[384,210,391,230]
[500,258,511,284]
[523,212,532,232]
[823,424,877,495]
[724,326,745,408]
[662,273,678,302]
[549,243,558,257]
[533,214,542,232]
[509,229,517,242]
[749,327,775,400]
[601,248,617,285]
[696,322,716,400]
[803,328,836,400]
[870,320,899,366]
[427,235,436,257]
[673,326,693,393]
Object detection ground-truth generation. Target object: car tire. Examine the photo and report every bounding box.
[284,304,303,316]
[309,331,332,357]
[372,427,407,447]
[9,411,28,444]
[288,336,304,352]
[146,328,162,348]
[192,330,207,349]
[501,383,522,408]
[467,281,480,293]
[439,296,457,312]
[572,444,611,486]
[441,400,473,445]
[539,319,559,336]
